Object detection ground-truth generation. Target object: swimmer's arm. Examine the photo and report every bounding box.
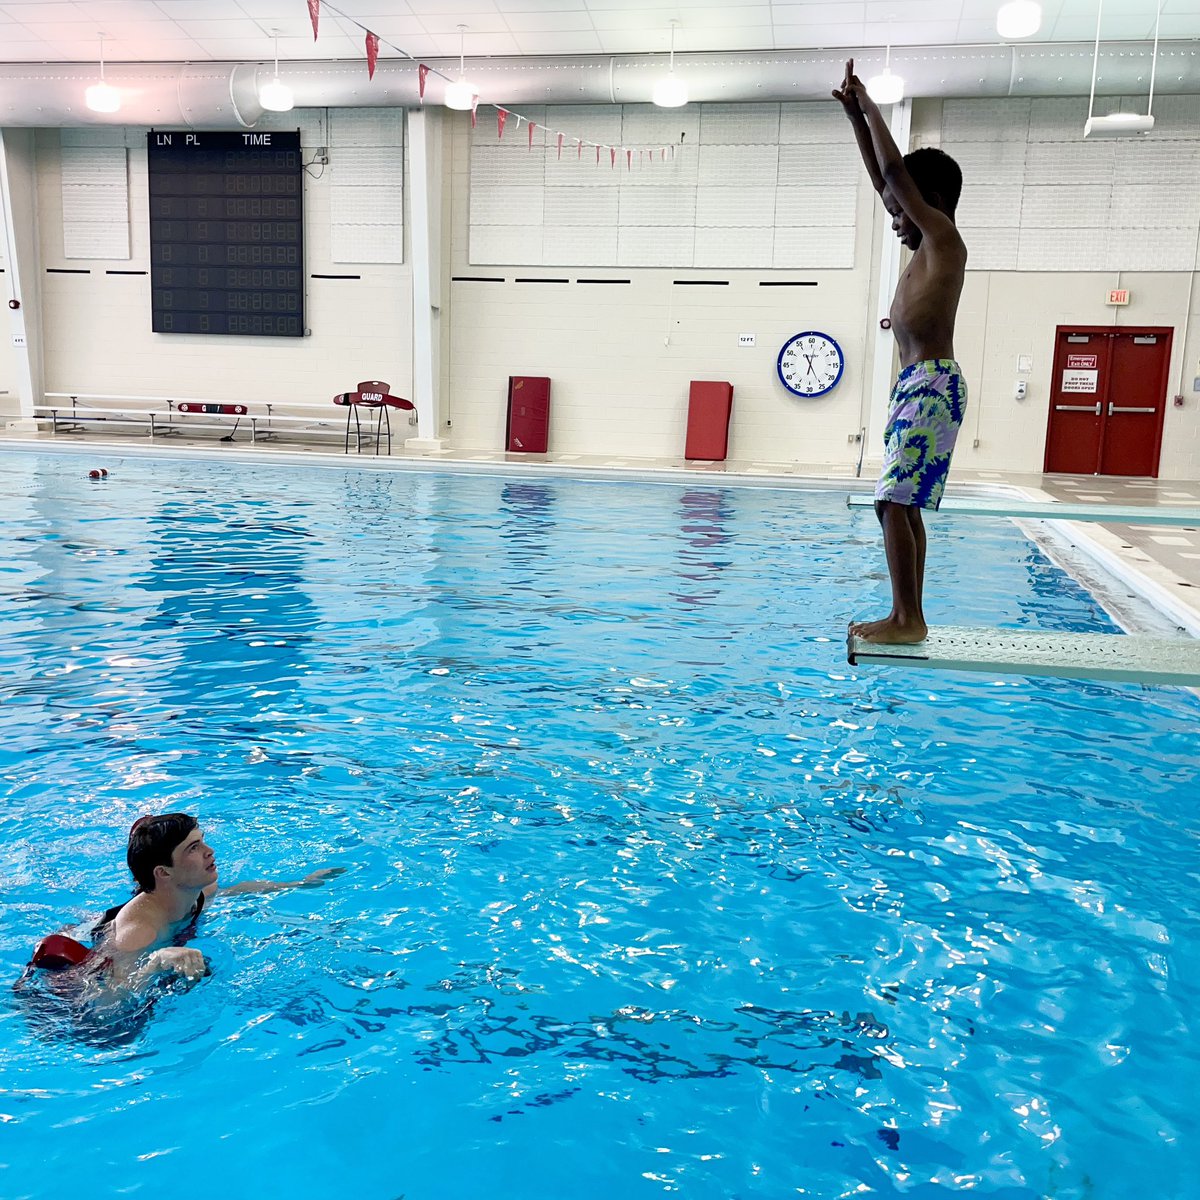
[856,86,965,255]
[213,867,344,897]
[833,59,885,194]
[103,925,206,989]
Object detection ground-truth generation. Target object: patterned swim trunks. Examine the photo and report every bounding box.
[875,358,967,511]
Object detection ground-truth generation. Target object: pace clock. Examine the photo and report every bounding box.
[777,330,844,398]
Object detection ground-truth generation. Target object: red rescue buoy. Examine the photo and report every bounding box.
[88,468,109,480]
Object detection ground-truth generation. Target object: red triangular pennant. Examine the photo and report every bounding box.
[497,108,509,138]
[307,0,320,40]
[557,132,564,159]
[610,147,616,168]
[418,63,429,102]
[528,121,536,149]
[626,149,632,170]
[577,139,583,159]
[365,31,379,80]
[471,95,479,127]
[595,144,600,164]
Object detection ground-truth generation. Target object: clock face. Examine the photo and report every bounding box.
[777,331,845,398]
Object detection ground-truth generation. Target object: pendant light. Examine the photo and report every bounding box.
[259,33,294,112]
[652,20,688,108]
[444,25,478,110]
[866,45,904,106]
[1084,0,1158,137]
[996,1,1043,40]
[85,36,121,113]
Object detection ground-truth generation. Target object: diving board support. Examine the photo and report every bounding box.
[847,625,1200,686]
[846,494,1200,527]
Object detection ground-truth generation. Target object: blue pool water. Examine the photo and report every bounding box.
[1,449,1197,1200]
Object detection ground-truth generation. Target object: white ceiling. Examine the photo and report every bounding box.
[0,0,1194,65]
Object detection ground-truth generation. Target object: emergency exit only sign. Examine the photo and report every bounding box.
[1107,288,1130,305]
[1063,352,1099,392]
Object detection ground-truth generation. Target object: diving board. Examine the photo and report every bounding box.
[847,626,1200,686]
[845,495,1200,527]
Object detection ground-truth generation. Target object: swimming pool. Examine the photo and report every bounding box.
[1,448,1197,1199]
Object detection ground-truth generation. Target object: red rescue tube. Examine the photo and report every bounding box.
[31,933,93,971]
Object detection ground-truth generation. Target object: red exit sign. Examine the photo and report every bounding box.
[1107,288,1130,305]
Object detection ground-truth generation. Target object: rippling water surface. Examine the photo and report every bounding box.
[1,451,1197,1200]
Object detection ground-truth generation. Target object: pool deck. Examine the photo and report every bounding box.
[3,428,1199,636]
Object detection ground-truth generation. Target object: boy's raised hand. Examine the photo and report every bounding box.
[832,58,866,116]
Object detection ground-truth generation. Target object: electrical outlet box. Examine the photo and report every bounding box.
[315,147,329,164]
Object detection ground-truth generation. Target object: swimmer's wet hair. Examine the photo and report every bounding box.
[127,813,198,893]
[903,147,962,219]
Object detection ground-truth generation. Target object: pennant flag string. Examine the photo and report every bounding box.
[301,2,678,164]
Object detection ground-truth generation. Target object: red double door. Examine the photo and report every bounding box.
[1043,325,1172,477]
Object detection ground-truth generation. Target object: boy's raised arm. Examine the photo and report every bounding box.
[833,58,885,195]
[837,60,961,250]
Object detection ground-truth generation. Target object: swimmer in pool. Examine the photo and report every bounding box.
[834,59,968,644]
[72,813,340,988]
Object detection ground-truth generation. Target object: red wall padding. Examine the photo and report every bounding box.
[684,381,734,461]
[506,376,551,453]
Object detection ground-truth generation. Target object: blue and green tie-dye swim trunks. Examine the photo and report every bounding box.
[875,358,967,511]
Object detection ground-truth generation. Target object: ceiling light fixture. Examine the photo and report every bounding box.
[1083,0,1158,137]
[444,25,478,110]
[652,20,688,108]
[259,33,294,112]
[85,35,121,113]
[866,46,905,106]
[996,1,1042,40]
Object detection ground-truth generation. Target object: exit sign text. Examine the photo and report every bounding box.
[1106,288,1130,305]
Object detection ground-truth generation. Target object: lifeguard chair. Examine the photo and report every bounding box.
[331,381,415,455]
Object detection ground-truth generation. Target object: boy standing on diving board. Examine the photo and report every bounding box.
[834,59,967,645]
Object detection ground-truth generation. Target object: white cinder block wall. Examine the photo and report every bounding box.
[23,110,413,418]
[447,95,1200,478]
[1,94,1198,479]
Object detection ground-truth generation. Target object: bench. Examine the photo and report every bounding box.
[35,393,367,447]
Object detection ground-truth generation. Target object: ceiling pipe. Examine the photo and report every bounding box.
[0,43,1194,128]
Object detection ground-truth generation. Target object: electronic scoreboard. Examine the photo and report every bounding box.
[147,130,304,337]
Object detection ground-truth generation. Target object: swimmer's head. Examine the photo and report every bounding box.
[902,147,962,219]
[127,813,200,893]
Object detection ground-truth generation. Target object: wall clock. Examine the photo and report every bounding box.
[777,331,845,398]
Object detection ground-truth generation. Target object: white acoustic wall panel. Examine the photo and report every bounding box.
[699,103,781,145]
[694,186,775,227]
[469,101,858,269]
[944,95,1200,271]
[616,224,695,267]
[60,139,129,260]
[694,225,774,268]
[329,109,403,265]
[959,226,1019,270]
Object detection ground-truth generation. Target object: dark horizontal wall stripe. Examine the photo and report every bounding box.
[673,280,729,286]
[310,273,361,280]
[452,275,506,283]
[759,281,819,287]
[576,278,631,285]
[47,268,90,274]
[515,277,570,284]
[106,269,147,275]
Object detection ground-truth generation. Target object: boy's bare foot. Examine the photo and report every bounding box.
[849,616,928,644]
